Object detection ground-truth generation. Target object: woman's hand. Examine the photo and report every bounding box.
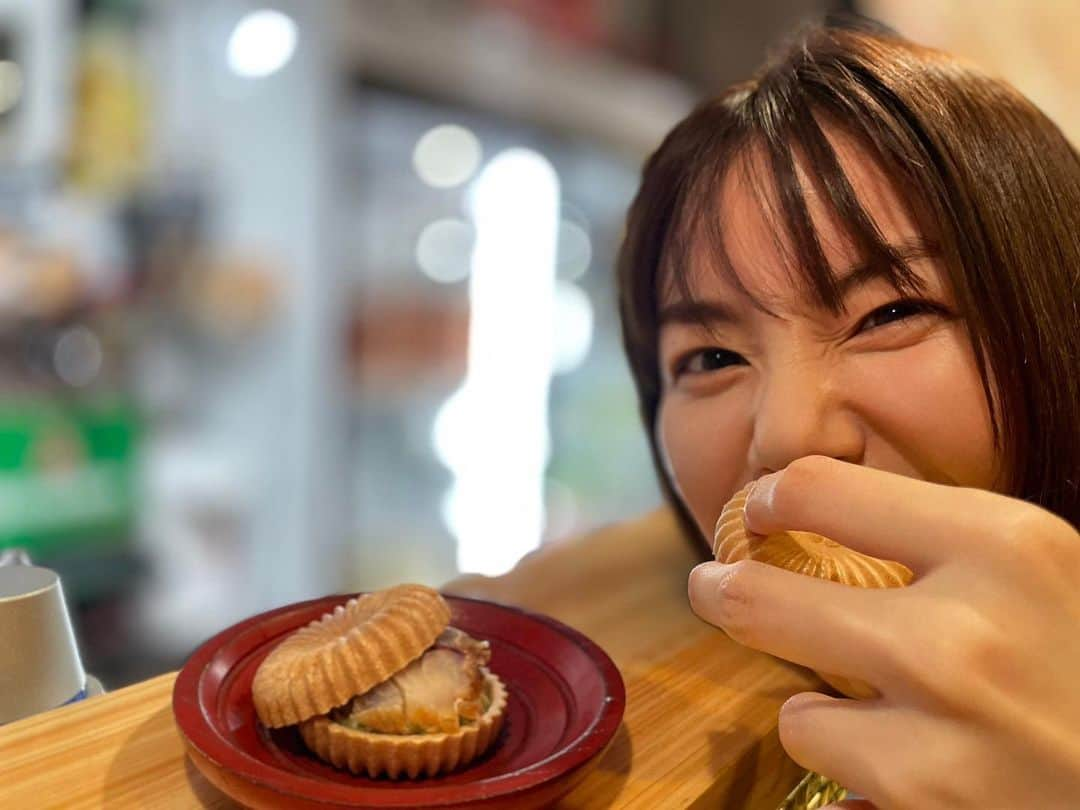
[687,455,1080,810]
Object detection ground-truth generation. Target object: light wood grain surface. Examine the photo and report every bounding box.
[0,507,821,809]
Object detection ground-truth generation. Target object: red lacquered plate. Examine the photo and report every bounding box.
[173,593,625,809]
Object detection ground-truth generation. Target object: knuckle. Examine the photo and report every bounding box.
[994,503,1078,575]
[949,623,1004,685]
[904,613,1006,711]
[863,625,911,684]
[966,620,1003,662]
[880,616,951,700]
[774,456,825,514]
[1003,504,1050,546]
[1028,513,1078,561]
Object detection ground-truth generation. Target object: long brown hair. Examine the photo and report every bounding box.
[616,17,1080,547]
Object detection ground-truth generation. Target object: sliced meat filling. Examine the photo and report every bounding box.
[333,627,492,734]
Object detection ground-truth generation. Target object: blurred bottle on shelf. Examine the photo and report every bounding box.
[65,0,146,199]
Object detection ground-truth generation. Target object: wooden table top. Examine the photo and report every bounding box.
[0,508,821,809]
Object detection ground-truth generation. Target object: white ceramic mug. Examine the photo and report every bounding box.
[0,565,88,724]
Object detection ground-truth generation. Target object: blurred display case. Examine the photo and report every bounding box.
[340,83,663,588]
[0,0,694,687]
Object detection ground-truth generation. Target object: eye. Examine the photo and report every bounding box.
[675,347,747,378]
[855,299,944,334]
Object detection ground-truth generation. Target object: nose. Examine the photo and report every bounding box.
[747,356,864,476]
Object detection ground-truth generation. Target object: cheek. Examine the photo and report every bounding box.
[848,332,999,489]
[656,392,750,542]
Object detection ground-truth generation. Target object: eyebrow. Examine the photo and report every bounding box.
[657,239,939,328]
[833,239,937,298]
[657,299,742,327]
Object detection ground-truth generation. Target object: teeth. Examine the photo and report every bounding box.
[252,584,451,728]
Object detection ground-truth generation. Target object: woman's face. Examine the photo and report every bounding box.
[656,131,1002,544]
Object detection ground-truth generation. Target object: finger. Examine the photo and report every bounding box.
[821,801,878,810]
[778,691,915,806]
[743,455,1000,572]
[688,561,902,689]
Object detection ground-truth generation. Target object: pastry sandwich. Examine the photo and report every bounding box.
[252,584,507,778]
[714,484,913,699]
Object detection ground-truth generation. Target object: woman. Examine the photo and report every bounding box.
[616,17,1080,810]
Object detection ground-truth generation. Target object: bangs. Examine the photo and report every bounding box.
[658,92,934,321]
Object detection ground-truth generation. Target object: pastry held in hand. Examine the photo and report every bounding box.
[714,484,913,699]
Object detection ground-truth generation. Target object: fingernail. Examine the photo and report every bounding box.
[687,563,707,613]
[687,562,725,616]
[744,471,780,531]
[688,562,714,593]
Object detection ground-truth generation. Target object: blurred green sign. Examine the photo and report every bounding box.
[0,398,137,557]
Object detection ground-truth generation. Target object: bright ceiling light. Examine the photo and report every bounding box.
[436,148,560,577]
[416,219,475,283]
[54,326,102,388]
[0,61,23,115]
[227,10,298,79]
[556,220,592,280]
[413,125,482,189]
[552,280,593,374]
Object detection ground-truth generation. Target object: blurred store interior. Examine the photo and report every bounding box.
[0,0,1073,688]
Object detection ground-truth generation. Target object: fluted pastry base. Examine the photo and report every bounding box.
[298,669,508,779]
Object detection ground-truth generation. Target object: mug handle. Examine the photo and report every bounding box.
[0,547,32,567]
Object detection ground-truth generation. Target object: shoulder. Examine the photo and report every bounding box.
[444,506,699,611]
